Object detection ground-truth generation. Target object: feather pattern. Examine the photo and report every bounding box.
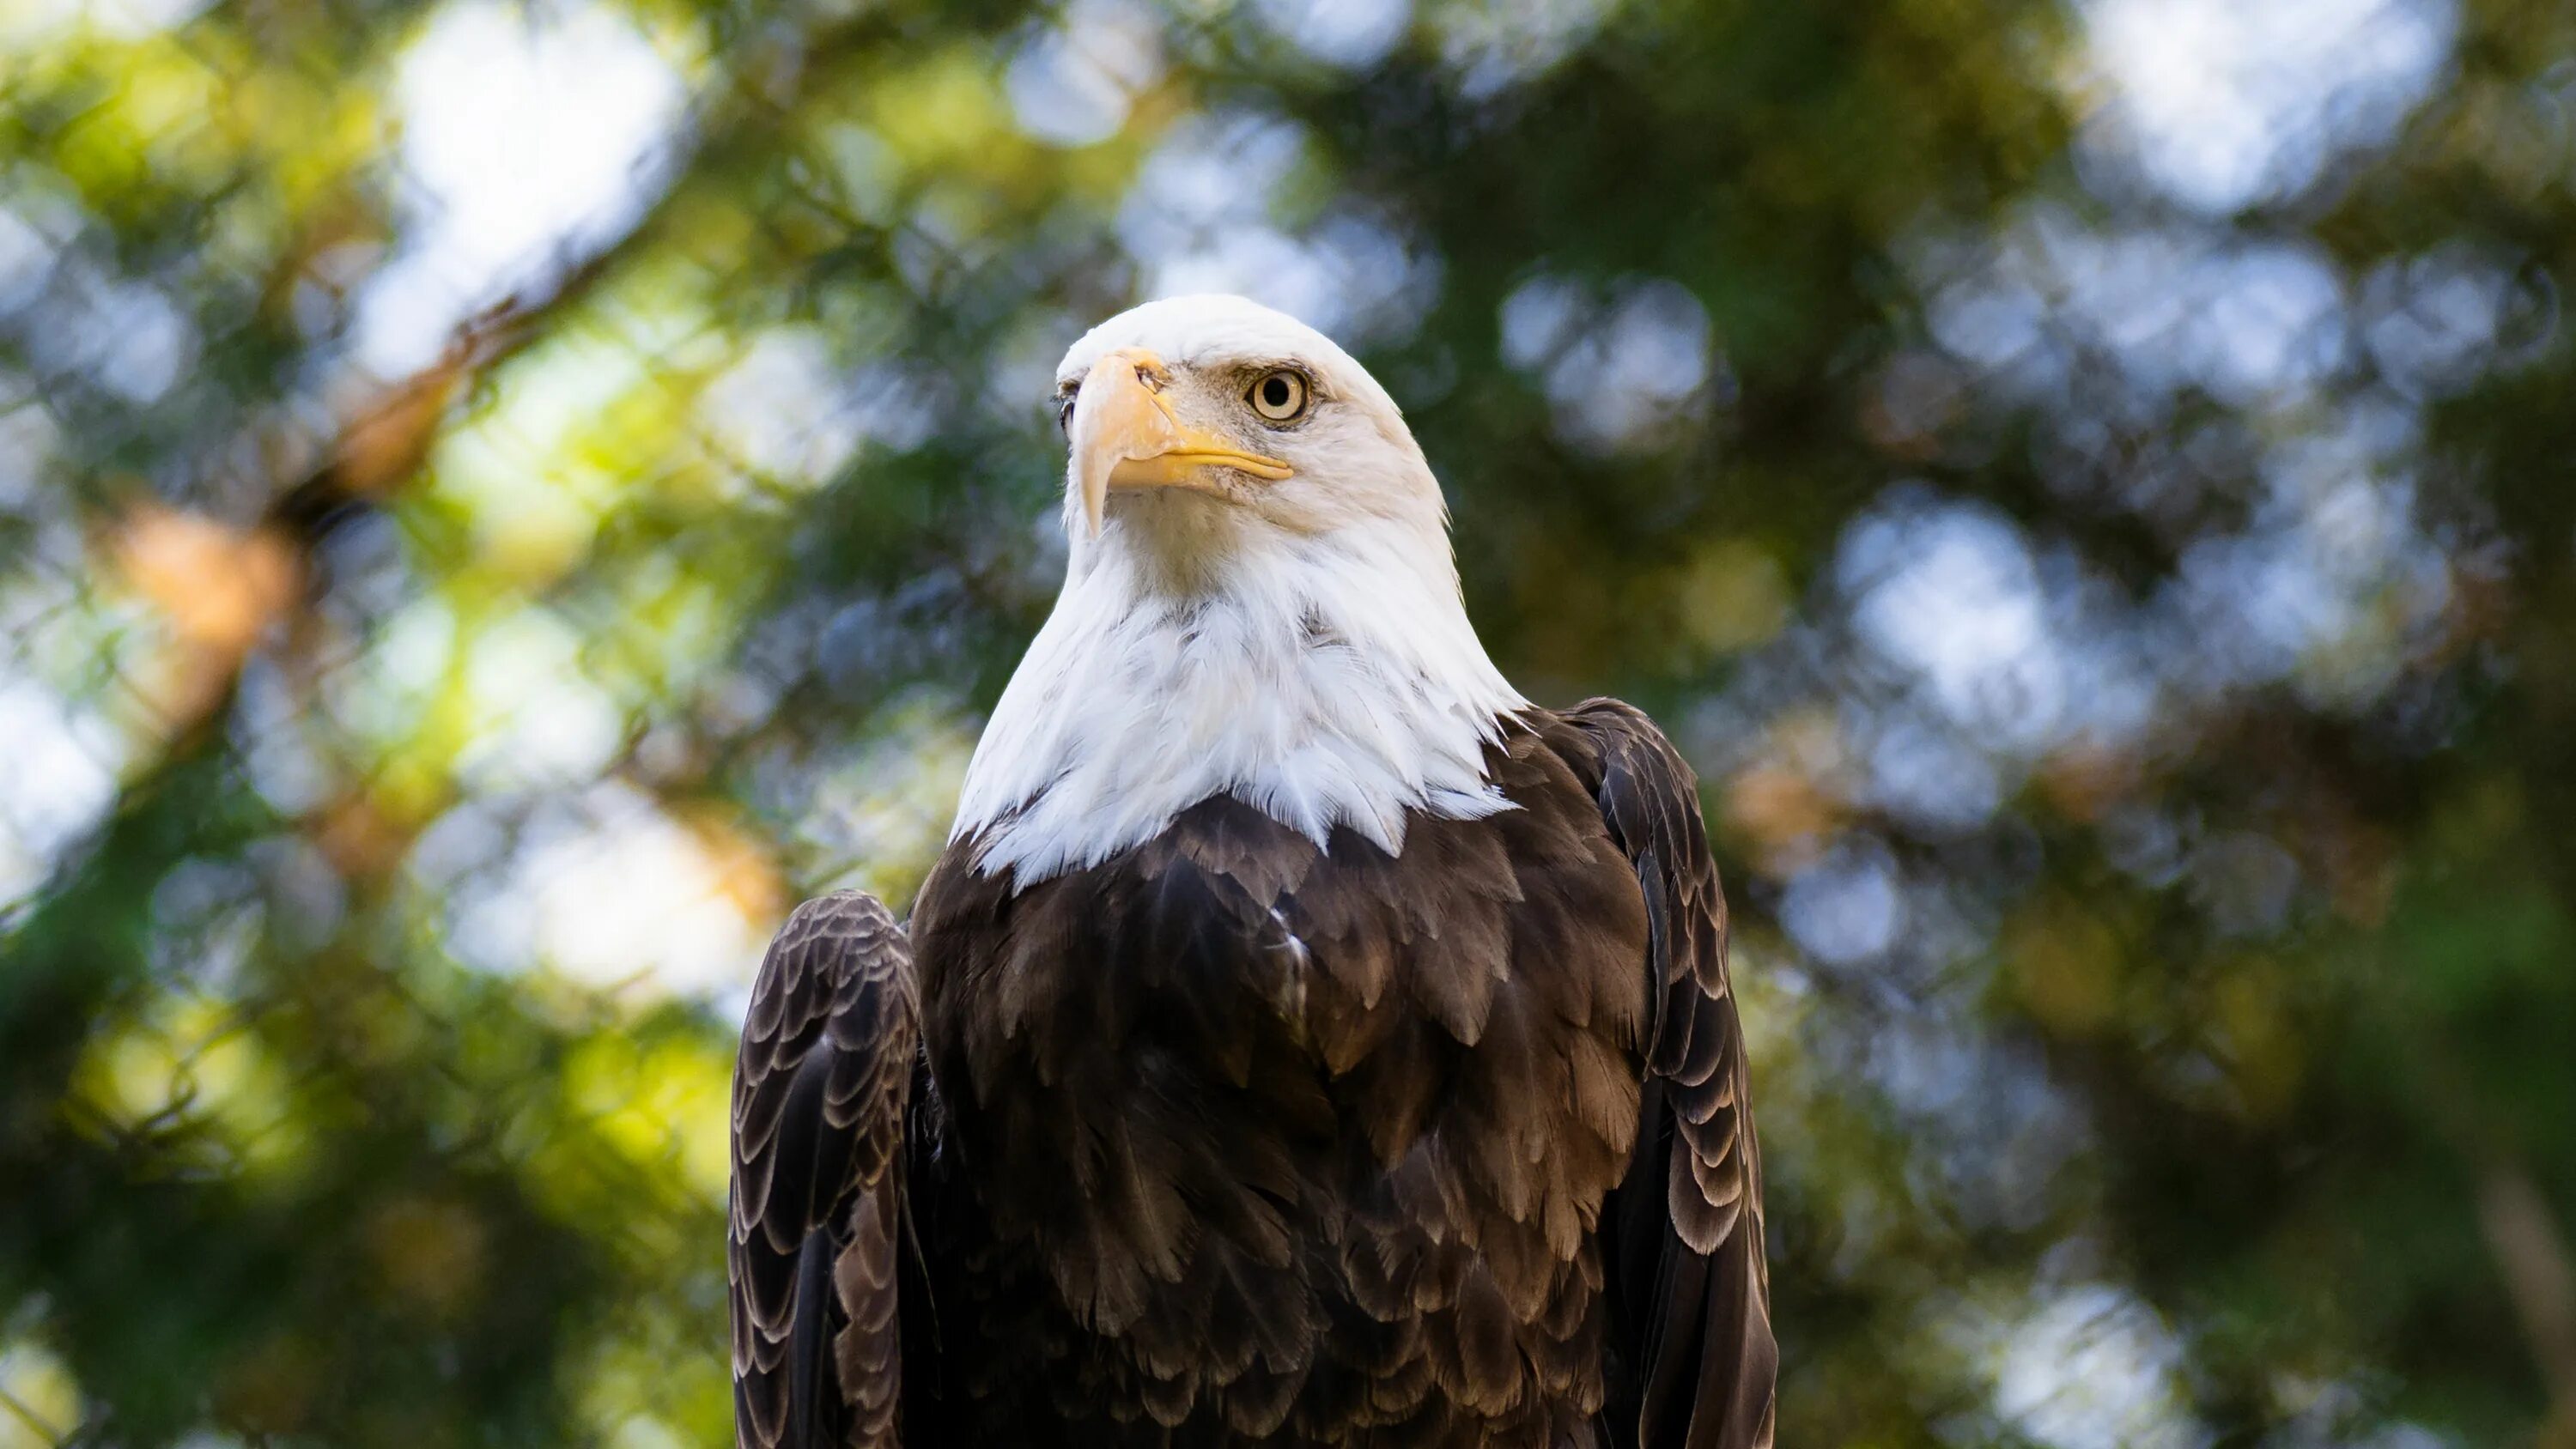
[1558,700,1778,1449]
[729,892,920,1449]
[888,706,1771,1447]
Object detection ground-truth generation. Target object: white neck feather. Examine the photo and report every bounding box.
[952,497,1528,886]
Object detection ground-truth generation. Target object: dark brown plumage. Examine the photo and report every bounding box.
[729,703,1773,1447]
[730,892,916,1449]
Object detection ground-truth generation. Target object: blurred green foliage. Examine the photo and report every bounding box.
[1,0,2573,1443]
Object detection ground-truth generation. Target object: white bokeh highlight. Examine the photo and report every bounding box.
[1499,273,1719,456]
[355,0,691,374]
[1119,112,1442,348]
[2075,0,2456,214]
[1005,0,1165,147]
[1253,0,1413,70]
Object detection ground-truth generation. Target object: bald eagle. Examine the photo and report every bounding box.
[730,296,1775,1448]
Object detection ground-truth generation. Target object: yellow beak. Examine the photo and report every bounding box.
[1069,348,1292,537]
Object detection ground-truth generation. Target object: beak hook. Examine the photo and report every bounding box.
[1068,348,1294,540]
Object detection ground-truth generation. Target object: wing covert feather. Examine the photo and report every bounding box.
[730,891,919,1449]
[1557,700,1777,1449]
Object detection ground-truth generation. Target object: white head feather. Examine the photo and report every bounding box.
[951,294,1527,884]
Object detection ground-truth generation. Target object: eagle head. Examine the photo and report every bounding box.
[955,294,1524,883]
[1052,294,1449,573]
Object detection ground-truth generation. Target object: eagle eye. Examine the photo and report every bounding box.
[1054,386,1078,436]
[1248,369,1308,423]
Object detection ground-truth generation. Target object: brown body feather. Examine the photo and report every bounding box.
[729,704,1773,1448]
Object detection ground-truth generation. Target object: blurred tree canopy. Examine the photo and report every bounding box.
[1,0,2573,1443]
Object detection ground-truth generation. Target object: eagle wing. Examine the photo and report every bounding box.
[1560,700,1778,1449]
[730,891,918,1449]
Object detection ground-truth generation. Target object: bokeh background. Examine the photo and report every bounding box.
[3,0,2573,1443]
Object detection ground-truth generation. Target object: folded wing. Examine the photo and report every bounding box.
[1559,700,1777,1449]
[730,891,919,1449]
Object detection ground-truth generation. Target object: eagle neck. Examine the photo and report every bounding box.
[952,512,1527,887]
